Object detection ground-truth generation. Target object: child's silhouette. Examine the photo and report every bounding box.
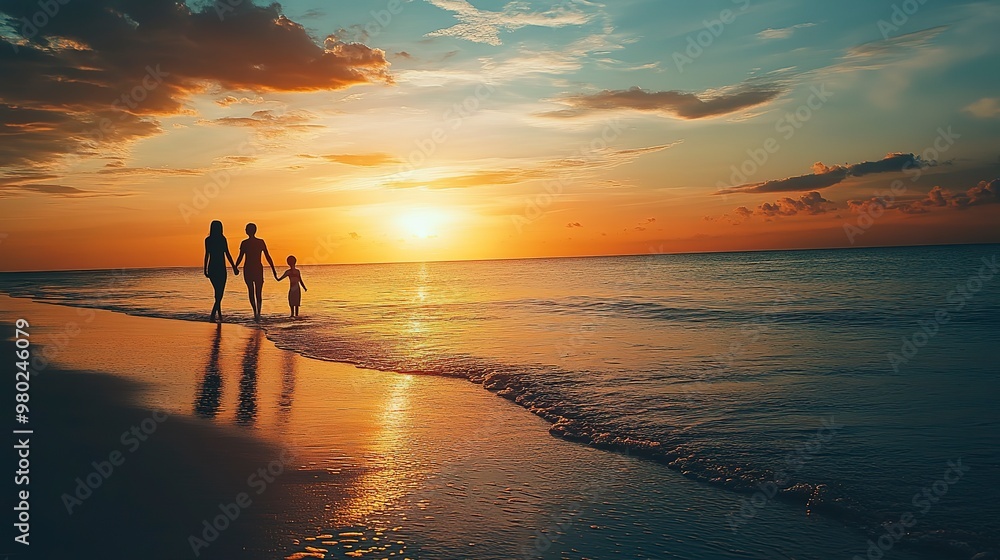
[276,255,307,317]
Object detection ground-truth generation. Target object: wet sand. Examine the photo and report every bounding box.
[0,295,936,559]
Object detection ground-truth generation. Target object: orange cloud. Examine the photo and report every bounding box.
[321,153,402,167]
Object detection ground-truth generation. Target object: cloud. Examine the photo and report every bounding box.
[95,166,201,176]
[543,82,784,120]
[848,179,1000,214]
[756,191,836,216]
[566,222,583,228]
[847,153,921,176]
[840,26,948,68]
[423,0,596,46]
[756,23,816,40]
[383,142,679,190]
[208,110,317,128]
[385,168,547,189]
[963,97,1000,119]
[713,192,837,223]
[348,232,361,240]
[724,166,849,194]
[0,0,390,167]
[0,183,131,198]
[201,109,322,141]
[721,153,924,194]
[215,95,266,107]
[321,153,401,166]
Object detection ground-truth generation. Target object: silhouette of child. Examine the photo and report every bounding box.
[276,255,307,317]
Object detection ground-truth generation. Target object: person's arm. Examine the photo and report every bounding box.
[299,275,307,291]
[276,270,288,281]
[225,241,238,274]
[234,241,245,269]
[262,240,277,278]
[203,239,210,277]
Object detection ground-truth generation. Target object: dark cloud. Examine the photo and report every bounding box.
[846,153,921,176]
[721,154,923,194]
[727,166,849,194]
[566,222,583,228]
[543,83,784,120]
[0,0,391,167]
[755,191,836,216]
[848,179,1000,214]
[713,191,836,223]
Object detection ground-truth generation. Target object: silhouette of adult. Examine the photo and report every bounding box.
[234,222,277,321]
[203,220,238,323]
[237,329,262,426]
[195,323,224,418]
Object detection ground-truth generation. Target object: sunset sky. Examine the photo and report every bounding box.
[1,0,999,270]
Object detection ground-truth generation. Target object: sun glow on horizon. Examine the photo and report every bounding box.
[398,208,450,239]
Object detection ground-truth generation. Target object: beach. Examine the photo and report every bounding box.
[1,292,955,559]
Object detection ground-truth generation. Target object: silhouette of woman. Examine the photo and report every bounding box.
[203,220,238,322]
[234,222,277,322]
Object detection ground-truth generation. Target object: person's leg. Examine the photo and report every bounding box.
[245,277,258,318]
[216,276,227,321]
[254,280,264,319]
[211,276,225,321]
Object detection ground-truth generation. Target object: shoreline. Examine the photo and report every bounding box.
[0,294,984,559]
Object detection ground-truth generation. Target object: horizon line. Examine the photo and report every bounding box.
[2,240,998,274]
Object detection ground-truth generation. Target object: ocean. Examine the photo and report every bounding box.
[2,244,998,557]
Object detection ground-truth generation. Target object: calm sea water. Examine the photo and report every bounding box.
[2,244,998,555]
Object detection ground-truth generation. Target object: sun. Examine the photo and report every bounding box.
[399,209,444,239]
